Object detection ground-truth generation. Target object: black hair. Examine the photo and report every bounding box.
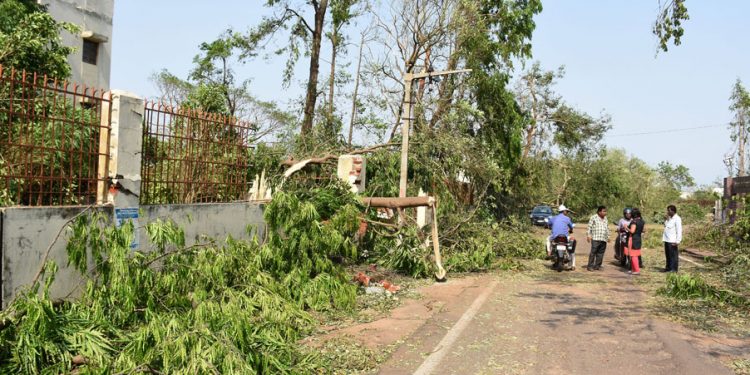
[631,208,642,218]
[667,205,677,214]
[597,205,607,213]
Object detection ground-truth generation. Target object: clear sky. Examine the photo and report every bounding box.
[110,1,749,186]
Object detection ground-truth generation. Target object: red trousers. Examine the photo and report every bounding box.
[629,247,641,273]
[628,238,641,273]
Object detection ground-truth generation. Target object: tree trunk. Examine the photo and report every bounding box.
[522,76,538,160]
[740,113,746,177]
[523,125,537,160]
[327,30,337,120]
[348,33,365,147]
[301,0,328,140]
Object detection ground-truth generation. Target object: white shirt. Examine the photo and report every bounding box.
[662,214,683,244]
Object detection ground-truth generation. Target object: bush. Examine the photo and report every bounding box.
[722,254,750,294]
[678,203,711,225]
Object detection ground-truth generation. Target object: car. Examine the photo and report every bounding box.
[530,205,553,227]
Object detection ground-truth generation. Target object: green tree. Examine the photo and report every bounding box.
[515,62,564,159]
[324,0,358,124]
[657,161,695,191]
[0,0,77,78]
[235,0,362,143]
[152,36,296,141]
[552,105,611,154]
[515,62,611,160]
[729,78,750,177]
[145,38,297,204]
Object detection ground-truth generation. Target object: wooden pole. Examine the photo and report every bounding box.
[361,196,434,209]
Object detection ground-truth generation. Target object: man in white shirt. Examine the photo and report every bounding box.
[662,205,682,272]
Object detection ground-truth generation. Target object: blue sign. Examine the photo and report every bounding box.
[114,207,140,249]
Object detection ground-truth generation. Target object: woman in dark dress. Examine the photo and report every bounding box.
[628,208,645,275]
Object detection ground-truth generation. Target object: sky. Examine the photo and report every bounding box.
[110,1,750,186]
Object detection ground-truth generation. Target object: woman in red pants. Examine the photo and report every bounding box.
[628,208,645,275]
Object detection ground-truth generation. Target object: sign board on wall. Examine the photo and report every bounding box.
[728,176,750,197]
[114,207,139,249]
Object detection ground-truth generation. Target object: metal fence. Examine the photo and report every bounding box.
[0,66,111,206]
[141,102,255,204]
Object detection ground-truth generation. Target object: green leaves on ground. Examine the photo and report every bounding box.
[0,185,363,374]
[659,273,748,308]
[444,220,543,273]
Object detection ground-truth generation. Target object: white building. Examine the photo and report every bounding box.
[40,0,114,90]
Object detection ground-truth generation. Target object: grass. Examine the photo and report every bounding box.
[734,359,750,375]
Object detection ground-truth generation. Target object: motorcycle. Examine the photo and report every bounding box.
[549,233,576,272]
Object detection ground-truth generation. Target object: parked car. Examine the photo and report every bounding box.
[530,205,553,227]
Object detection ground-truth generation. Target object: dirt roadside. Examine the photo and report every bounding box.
[316,224,749,374]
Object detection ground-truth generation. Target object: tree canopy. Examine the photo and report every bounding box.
[0,0,77,78]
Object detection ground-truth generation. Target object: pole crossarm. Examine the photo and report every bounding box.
[405,68,472,81]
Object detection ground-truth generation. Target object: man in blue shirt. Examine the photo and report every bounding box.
[550,205,573,239]
[548,205,577,270]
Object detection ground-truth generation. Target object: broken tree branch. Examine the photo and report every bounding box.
[281,142,399,167]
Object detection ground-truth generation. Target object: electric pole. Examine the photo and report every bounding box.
[398,69,471,198]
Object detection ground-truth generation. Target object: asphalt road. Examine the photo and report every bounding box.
[377,227,736,375]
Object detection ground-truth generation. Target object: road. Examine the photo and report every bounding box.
[374,226,741,375]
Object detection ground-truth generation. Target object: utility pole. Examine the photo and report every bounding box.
[398,69,471,198]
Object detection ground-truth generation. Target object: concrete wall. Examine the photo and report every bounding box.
[42,0,114,90]
[0,206,111,308]
[140,203,267,246]
[1,202,266,308]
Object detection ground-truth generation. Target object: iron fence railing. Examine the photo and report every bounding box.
[0,66,111,206]
[141,102,255,204]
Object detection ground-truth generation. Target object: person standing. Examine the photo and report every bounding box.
[628,208,645,275]
[662,205,682,272]
[615,208,633,263]
[586,206,610,271]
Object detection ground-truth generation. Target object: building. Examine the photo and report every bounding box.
[40,0,114,90]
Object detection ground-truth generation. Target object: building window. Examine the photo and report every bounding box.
[82,39,99,65]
